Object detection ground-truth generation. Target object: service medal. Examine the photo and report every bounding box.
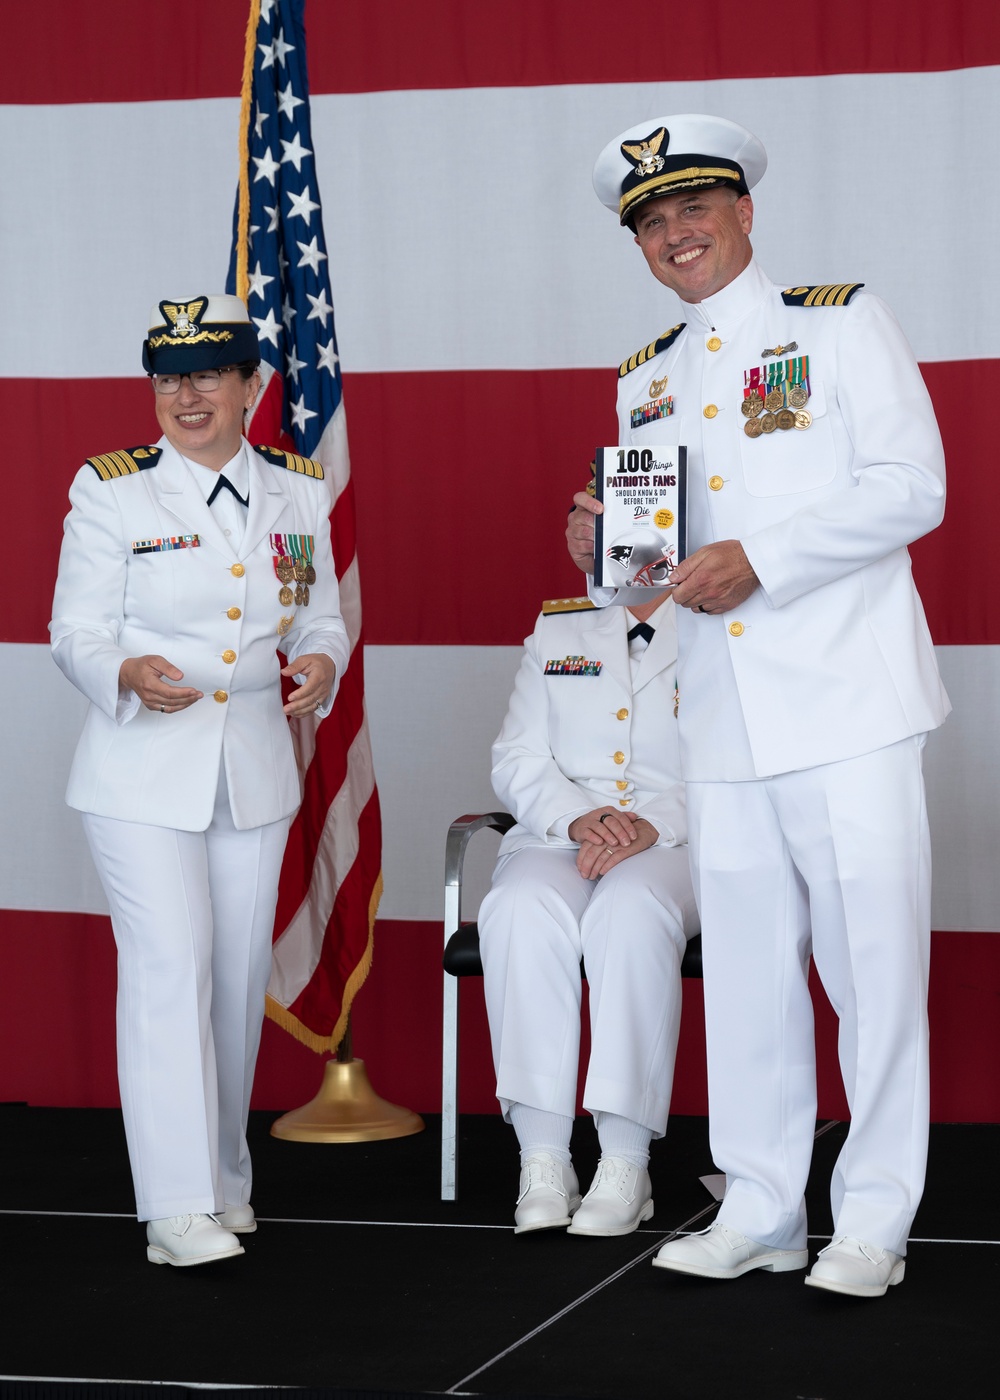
[279,585,294,606]
[294,584,304,605]
[760,413,778,434]
[276,557,294,584]
[744,417,763,438]
[787,384,809,409]
[293,558,307,583]
[764,388,784,413]
[305,564,316,585]
[776,409,796,431]
[301,585,310,607]
[741,393,763,418]
[794,409,813,429]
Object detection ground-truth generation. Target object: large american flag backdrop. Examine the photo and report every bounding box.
[2,1,998,1119]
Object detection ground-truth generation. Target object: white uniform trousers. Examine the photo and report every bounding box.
[687,735,931,1257]
[479,844,698,1134]
[83,773,291,1221]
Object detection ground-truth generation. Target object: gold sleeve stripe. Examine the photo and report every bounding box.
[87,450,143,480]
[619,323,685,377]
[284,452,325,479]
[782,283,864,308]
[542,597,597,615]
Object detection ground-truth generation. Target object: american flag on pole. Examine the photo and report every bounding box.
[227,0,382,1052]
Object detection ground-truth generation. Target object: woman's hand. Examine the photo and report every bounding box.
[282,653,336,716]
[569,807,659,879]
[119,655,203,713]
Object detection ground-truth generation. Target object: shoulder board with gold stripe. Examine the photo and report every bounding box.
[542,597,597,616]
[781,283,865,308]
[619,323,686,378]
[253,444,325,480]
[86,446,161,481]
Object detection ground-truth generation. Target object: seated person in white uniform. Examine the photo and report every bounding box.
[478,591,698,1235]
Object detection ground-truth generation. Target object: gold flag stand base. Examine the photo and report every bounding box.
[270,1020,424,1144]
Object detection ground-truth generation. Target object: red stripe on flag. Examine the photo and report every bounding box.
[272,650,367,933]
[8,1,999,103]
[10,363,999,648]
[284,787,383,1042]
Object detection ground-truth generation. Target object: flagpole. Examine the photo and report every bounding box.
[230,0,421,1144]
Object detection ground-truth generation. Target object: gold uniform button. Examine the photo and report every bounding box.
[613,751,625,765]
[703,404,719,419]
[616,708,629,721]
[728,622,745,637]
[214,690,229,703]
[709,475,724,492]
[222,650,237,664]
[616,780,628,791]
[227,606,242,620]
[619,799,631,807]
[230,563,245,578]
[706,336,722,352]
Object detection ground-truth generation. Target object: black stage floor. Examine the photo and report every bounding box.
[0,1104,995,1399]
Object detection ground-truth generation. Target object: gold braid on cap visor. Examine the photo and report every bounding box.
[619,166,744,221]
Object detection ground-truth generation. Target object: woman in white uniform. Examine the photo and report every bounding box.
[50,294,350,1266]
[479,591,697,1236]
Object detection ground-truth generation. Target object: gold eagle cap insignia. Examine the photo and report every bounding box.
[621,127,668,178]
[160,298,208,339]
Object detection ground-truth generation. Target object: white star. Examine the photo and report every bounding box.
[249,222,260,239]
[272,29,295,66]
[286,347,307,384]
[287,184,320,225]
[277,82,304,120]
[260,0,276,22]
[253,106,269,140]
[278,245,289,275]
[296,236,328,273]
[280,132,312,172]
[263,203,279,233]
[252,307,283,347]
[282,297,297,330]
[246,260,275,301]
[306,289,334,326]
[317,340,340,374]
[252,148,280,186]
[290,394,318,431]
[258,39,276,70]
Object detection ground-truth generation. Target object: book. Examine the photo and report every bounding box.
[592,445,687,590]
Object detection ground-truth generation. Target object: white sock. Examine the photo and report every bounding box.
[594,1111,652,1170]
[509,1103,573,1168]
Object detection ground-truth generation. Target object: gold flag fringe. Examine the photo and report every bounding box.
[235,0,260,304]
[264,869,385,1055]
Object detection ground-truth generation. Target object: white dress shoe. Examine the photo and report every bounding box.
[513,1154,582,1234]
[805,1236,905,1297]
[567,1156,653,1236]
[146,1214,245,1267]
[216,1203,257,1233]
[653,1221,808,1278]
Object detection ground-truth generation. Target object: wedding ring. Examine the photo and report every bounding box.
[599,813,611,825]
[160,705,165,712]
[606,847,614,856]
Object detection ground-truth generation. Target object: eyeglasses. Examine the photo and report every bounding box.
[150,367,243,395]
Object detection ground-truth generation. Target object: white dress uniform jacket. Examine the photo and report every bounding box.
[491,599,686,852]
[480,597,696,1138]
[608,258,950,778]
[50,437,350,831]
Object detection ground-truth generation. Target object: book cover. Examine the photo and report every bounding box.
[593,446,687,590]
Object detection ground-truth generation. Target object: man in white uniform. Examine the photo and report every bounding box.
[51,294,349,1265]
[479,592,697,1235]
[567,116,949,1296]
